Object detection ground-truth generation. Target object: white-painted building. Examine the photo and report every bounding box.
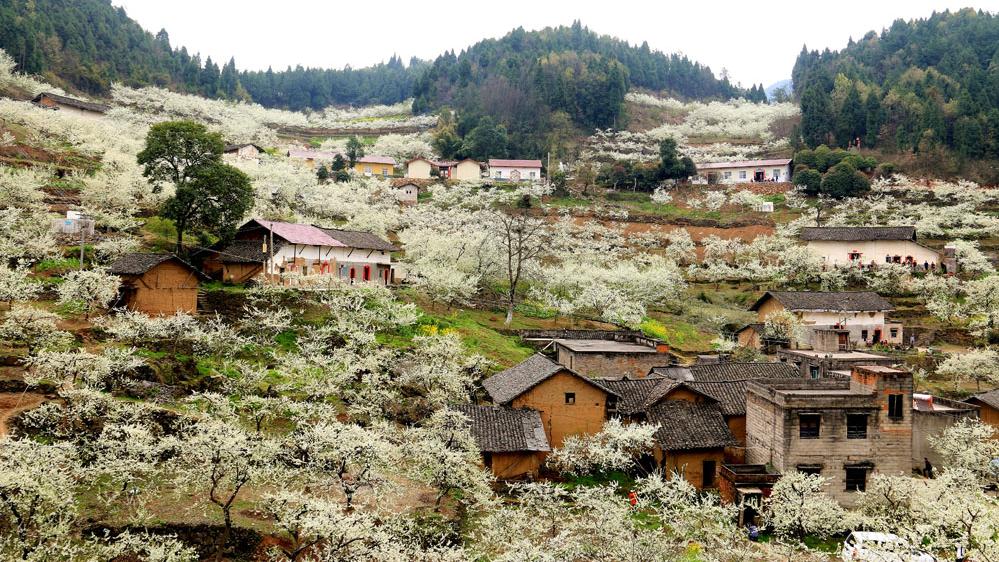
[750,291,902,348]
[800,226,955,272]
[219,219,397,285]
[393,181,420,204]
[405,158,434,179]
[224,143,265,162]
[488,159,543,182]
[696,158,792,184]
[455,159,483,181]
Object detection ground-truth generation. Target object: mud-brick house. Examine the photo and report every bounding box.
[223,143,265,161]
[746,291,902,349]
[32,92,108,118]
[649,362,801,452]
[745,365,914,507]
[965,389,999,435]
[800,226,956,272]
[482,354,617,448]
[538,331,673,378]
[453,404,550,479]
[206,219,397,285]
[109,253,207,315]
[596,375,737,489]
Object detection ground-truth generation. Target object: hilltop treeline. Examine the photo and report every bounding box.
[793,8,999,160]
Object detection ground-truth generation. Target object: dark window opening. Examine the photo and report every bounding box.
[797,464,822,476]
[809,366,820,379]
[482,452,493,469]
[564,392,575,405]
[888,394,904,420]
[702,460,717,488]
[890,328,899,338]
[847,414,868,439]
[861,329,869,341]
[845,466,868,492]
[606,395,618,414]
[799,414,820,439]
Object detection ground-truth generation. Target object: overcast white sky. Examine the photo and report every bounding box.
[113,0,998,88]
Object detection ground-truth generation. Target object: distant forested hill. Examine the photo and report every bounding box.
[0,0,420,106]
[793,8,999,161]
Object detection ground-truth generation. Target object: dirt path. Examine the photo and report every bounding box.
[0,392,47,436]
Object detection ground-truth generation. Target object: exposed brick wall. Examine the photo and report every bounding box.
[560,350,673,378]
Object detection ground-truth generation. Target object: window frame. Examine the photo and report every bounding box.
[887,394,904,420]
[564,392,576,405]
[845,466,869,492]
[798,413,821,439]
[846,413,868,439]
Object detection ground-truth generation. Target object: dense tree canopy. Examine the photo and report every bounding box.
[793,9,999,161]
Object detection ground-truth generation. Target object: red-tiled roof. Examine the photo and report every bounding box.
[488,159,542,168]
[696,159,792,170]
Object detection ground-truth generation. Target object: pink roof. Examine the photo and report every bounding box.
[488,159,542,168]
[253,220,345,247]
[696,158,792,170]
[357,155,397,165]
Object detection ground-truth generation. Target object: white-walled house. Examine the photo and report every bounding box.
[405,158,434,179]
[455,159,483,180]
[696,158,791,184]
[800,226,955,272]
[750,291,902,348]
[488,159,543,182]
[213,219,397,285]
[224,143,265,161]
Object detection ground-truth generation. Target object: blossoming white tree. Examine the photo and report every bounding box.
[57,269,121,319]
[546,418,658,475]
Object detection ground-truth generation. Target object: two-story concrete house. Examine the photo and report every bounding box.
[745,365,914,506]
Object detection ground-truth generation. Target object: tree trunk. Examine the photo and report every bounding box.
[215,508,232,562]
[505,295,515,326]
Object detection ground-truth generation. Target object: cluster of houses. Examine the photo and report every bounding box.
[105,218,397,315]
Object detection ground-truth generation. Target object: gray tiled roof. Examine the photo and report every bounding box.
[452,404,550,452]
[217,240,285,263]
[318,228,398,251]
[483,354,616,405]
[33,92,109,113]
[651,362,800,383]
[597,377,666,415]
[750,291,894,313]
[647,401,737,451]
[108,253,203,278]
[799,226,916,241]
[968,388,999,411]
[687,381,752,416]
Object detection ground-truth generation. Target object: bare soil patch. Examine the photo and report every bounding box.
[0,392,48,436]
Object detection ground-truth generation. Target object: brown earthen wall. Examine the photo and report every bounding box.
[122,261,200,315]
[490,452,543,480]
[512,371,607,448]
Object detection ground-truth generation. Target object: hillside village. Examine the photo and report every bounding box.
[1,6,999,562]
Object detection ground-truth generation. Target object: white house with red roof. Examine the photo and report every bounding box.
[488,158,543,182]
[696,158,792,184]
[213,219,398,285]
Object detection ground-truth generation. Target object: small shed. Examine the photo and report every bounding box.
[453,404,550,479]
[109,253,207,315]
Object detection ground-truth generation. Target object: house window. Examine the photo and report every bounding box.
[382,168,388,176]
[797,464,822,476]
[887,394,904,420]
[845,466,869,492]
[724,171,732,179]
[495,171,502,178]
[847,413,868,439]
[363,265,371,281]
[564,392,575,405]
[530,171,536,178]
[799,414,820,438]
[772,169,781,179]
[606,395,618,414]
[364,166,372,174]
[349,267,356,282]
[890,328,899,339]
[739,170,747,179]
[861,329,869,341]
[809,366,820,379]
[702,460,717,488]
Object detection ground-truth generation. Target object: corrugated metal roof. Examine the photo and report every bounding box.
[697,159,791,170]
